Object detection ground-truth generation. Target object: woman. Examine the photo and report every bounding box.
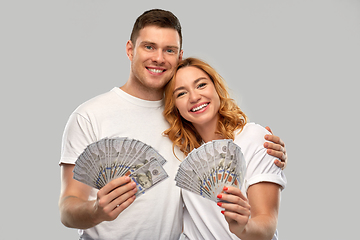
[163,58,287,240]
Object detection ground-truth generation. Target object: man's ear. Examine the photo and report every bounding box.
[179,49,184,61]
[126,40,134,61]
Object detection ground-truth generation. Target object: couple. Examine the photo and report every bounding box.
[59,9,287,240]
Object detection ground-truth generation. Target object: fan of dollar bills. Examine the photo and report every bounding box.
[73,137,169,196]
[175,139,246,202]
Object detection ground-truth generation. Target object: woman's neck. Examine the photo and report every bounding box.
[201,132,223,143]
[193,116,222,143]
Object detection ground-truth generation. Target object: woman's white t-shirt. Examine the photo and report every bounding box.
[182,123,287,240]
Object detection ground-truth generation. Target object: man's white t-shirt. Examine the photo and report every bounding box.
[60,87,184,240]
[182,123,287,240]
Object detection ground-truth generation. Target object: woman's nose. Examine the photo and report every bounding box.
[189,91,201,103]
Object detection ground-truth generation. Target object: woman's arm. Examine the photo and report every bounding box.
[219,182,281,240]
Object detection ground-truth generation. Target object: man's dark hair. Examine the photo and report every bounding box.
[130,9,182,49]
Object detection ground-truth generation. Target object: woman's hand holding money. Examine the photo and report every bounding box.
[217,186,251,236]
[94,176,137,223]
[219,183,281,239]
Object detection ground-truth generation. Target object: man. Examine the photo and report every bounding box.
[59,9,287,239]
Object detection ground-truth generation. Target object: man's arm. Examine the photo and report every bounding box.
[264,126,287,170]
[59,164,137,229]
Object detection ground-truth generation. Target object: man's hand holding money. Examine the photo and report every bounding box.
[93,176,137,223]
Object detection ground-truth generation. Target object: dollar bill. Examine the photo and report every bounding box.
[175,139,246,202]
[73,137,168,192]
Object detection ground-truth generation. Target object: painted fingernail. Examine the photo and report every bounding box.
[221,210,225,214]
[217,202,222,207]
[223,186,228,191]
[217,194,222,199]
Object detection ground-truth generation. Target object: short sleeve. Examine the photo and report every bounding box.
[59,112,97,165]
[245,147,287,191]
[239,124,287,193]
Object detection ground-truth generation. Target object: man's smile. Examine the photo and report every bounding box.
[146,67,166,74]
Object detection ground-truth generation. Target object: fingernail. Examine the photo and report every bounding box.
[223,186,228,191]
[217,194,222,199]
[217,202,222,207]
[221,210,225,214]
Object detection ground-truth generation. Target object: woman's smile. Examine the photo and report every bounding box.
[190,102,210,112]
[173,66,220,129]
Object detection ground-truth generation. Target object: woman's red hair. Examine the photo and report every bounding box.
[163,58,248,158]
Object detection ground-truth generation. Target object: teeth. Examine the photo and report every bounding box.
[191,103,209,112]
[148,68,164,73]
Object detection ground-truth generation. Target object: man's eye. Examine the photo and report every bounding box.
[145,45,153,50]
[166,49,175,54]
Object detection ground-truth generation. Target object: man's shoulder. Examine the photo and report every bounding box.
[74,88,118,113]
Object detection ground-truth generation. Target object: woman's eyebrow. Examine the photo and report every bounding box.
[193,77,207,84]
[173,77,207,94]
[173,86,185,95]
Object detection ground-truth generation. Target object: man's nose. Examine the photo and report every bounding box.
[152,49,165,64]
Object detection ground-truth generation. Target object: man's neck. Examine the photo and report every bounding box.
[120,81,164,101]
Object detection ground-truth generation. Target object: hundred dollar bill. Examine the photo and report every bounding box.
[130,159,169,197]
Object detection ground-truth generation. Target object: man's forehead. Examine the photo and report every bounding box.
[136,25,181,47]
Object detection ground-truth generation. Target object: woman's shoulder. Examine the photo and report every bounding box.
[234,122,270,147]
[237,122,270,138]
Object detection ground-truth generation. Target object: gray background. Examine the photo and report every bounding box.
[1,0,359,239]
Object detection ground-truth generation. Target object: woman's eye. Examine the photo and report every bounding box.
[176,92,186,98]
[197,83,206,88]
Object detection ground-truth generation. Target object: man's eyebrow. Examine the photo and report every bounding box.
[141,41,179,50]
[166,45,180,50]
[140,41,156,46]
